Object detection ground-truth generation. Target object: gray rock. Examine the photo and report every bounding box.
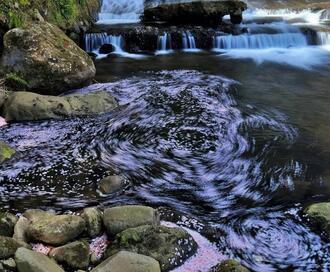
[0,212,18,237]
[98,176,126,195]
[0,236,20,259]
[28,214,85,246]
[23,209,54,223]
[1,22,95,95]
[106,225,197,271]
[49,241,90,269]
[1,258,17,270]
[13,217,30,244]
[91,251,161,272]
[15,247,64,272]
[103,205,159,236]
[3,91,118,122]
[82,207,103,238]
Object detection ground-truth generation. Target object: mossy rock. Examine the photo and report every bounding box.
[91,251,161,272]
[27,214,86,246]
[210,260,250,272]
[0,212,18,237]
[103,205,160,237]
[49,240,90,269]
[0,236,20,259]
[1,22,95,95]
[5,73,28,90]
[15,247,65,272]
[106,225,198,271]
[305,202,330,238]
[0,141,15,163]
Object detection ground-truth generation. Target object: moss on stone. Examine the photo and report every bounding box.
[5,73,28,90]
[0,0,100,32]
[0,141,15,164]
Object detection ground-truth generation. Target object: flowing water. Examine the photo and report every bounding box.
[1,4,330,272]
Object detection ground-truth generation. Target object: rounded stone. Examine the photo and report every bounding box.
[28,214,86,246]
[103,205,159,236]
[82,207,103,238]
[98,175,126,195]
[91,251,161,272]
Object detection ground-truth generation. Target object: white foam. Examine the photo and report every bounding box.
[216,47,330,69]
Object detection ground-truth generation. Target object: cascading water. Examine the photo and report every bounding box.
[98,0,144,24]
[213,33,308,50]
[182,31,199,52]
[156,33,173,54]
[84,33,124,53]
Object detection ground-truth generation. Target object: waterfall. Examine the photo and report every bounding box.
[98,0,144,24]
[182,31,198,51]
[317,32,330,50]
[213,33,308,50]
[84,33,124,53]
[156,33,172,54]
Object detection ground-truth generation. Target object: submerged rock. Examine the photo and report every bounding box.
[143,0,247,26]
[49,241,90,269]
[99,44,116,54]
[1,22,95,95]
[103,205,159,236]
[15,248,64,272]
[91,251,161,272]
[106,225,198,271]
[98,175,126,195]
[2,91,118,122]
[82,207,103,238]
[28,213,85,246]
[0,212,18,237]
[0,141,15,163]
[0,236,20,259]
[305,202,330,238]
[210,259,250,272]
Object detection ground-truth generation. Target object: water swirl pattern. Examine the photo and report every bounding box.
[1,70,329,270]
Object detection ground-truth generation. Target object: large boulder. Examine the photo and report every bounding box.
[0,212,18,237]
[0,236,20,259]
[1,22,95,95]
[305,202,330,238]
[143,0,247,26]
[27,213,86,246]
[91,251,161,272]
[15,248,64,272]
[103,205,159,236]
[105,225,198,271]
[0,141,15,163]
[2,91,118,122]
[49,241,90,269]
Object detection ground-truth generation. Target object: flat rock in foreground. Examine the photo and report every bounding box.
[91,251,161,272]
[15,248,64,272]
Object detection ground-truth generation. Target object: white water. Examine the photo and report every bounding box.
[182,31,200,52]
[156,33,173,55]
[216,7,330,69]
[214,33,307,50]
[97,0,144,24]
[84,33,145,59]
[84,33,124,53]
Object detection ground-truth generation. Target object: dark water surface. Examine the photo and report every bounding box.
[1,53,330,271]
